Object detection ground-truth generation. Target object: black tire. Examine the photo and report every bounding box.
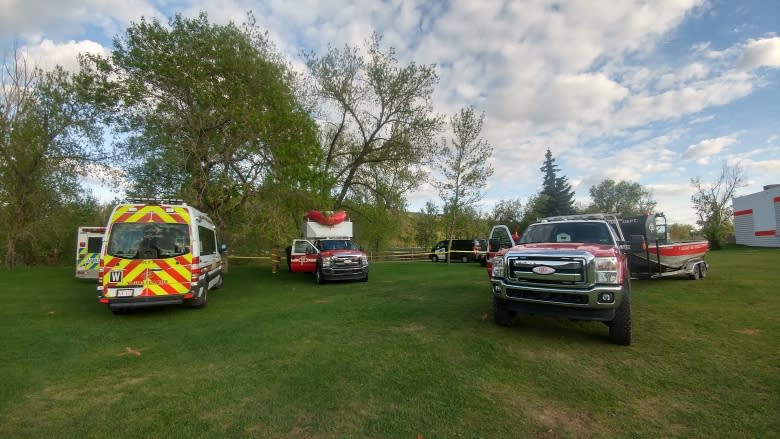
[213,273,223,290]
[315,266,325,284]
[608,283,632,346]
[493,298,516,327]
[699,263,707,278]
[689,265,700,280]
[431,255,439,263]
[461,255,469,263]
[110,307,127,315]
[360,273,368,282]
[192,286,208,308]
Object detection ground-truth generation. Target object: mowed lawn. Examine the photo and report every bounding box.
[0,246,778,438]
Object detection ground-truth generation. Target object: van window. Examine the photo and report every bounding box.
[198,226,217,255]
[107,223,190,259]
[87,237,103,253]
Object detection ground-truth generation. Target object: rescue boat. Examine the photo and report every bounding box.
[620,213,709,275]
[306,210,348,226]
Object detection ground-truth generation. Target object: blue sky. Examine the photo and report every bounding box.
[2,0,778,225]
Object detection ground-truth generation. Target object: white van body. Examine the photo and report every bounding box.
[76,226,106,279]
[97,200,225,313]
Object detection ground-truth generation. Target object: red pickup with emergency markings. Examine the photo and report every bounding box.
[287,210,369,284]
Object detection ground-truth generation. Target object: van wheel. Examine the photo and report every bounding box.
[110,307,127,315]
[431,255,439,263]
[192,286,208,308]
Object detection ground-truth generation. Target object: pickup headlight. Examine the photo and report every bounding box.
[321,256,332,267]
[594,257,619,284]
[360,255,368,265]
[491,256,505,278]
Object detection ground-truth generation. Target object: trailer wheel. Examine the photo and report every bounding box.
[493,298,516,327]
[608,284,632,346]
[689,265,700,280]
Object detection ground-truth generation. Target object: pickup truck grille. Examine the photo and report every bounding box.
[506,256,587,284]
[332,255,364,268]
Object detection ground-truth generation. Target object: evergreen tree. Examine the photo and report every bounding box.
[538,148,575,217]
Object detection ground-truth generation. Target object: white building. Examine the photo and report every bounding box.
[733,185,780,247]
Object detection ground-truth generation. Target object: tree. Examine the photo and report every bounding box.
[489,198,526,231]
[83,12,321,241]
[414,201,440,248]
[691,163,746,250]
[305,33,443,209]
[538,148,575,217]
[433,107,494,249]
[588,179,657,216]
[1,48,107,269]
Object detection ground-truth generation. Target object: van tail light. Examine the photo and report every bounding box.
[190,256,201,282]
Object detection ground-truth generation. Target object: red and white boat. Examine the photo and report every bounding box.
[619,214,709,278]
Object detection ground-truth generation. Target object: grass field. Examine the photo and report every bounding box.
[1,246,778,438]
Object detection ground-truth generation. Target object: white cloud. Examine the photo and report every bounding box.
[20,39,108,72]
[683,136,739,164]
[737,36,780,70]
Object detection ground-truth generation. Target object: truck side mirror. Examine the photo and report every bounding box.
[219,243,228,253]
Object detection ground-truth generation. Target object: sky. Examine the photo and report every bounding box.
[2,0,779,226]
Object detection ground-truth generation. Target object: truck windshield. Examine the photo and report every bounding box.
[521,223,614,245]
[317,240,358,250]
[107,223,190,259]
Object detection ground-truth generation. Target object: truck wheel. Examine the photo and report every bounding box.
[699,264,707,278]
[431,255,439,263]
[360,273,368,282]
[493,298,516,327]
[315,267,325,284]
[608,285,632,346]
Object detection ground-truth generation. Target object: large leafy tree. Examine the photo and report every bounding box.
[305,33,443,209]
[538,148,575,217]
[83,12,320,240]
[691,163,746,250]
[433,107,493,248]
[588,179,657,216]
[1,49,107,268]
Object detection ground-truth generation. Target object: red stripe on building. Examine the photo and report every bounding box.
[734,209,753,216]
[755,230,776,237]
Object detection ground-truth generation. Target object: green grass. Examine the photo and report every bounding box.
[1,246,778,438]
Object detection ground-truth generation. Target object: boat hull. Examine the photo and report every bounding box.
[629,240,709,271]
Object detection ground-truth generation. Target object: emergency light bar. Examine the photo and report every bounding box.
[124,197,186,206]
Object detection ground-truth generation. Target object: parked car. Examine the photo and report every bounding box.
[430,239,483,263]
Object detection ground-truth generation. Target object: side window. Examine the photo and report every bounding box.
[198,226,217,255]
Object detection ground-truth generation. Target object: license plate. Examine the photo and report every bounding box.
[116,288,134,297]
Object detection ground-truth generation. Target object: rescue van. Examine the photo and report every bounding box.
[76,226,106,279]
[97,199,226,314]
